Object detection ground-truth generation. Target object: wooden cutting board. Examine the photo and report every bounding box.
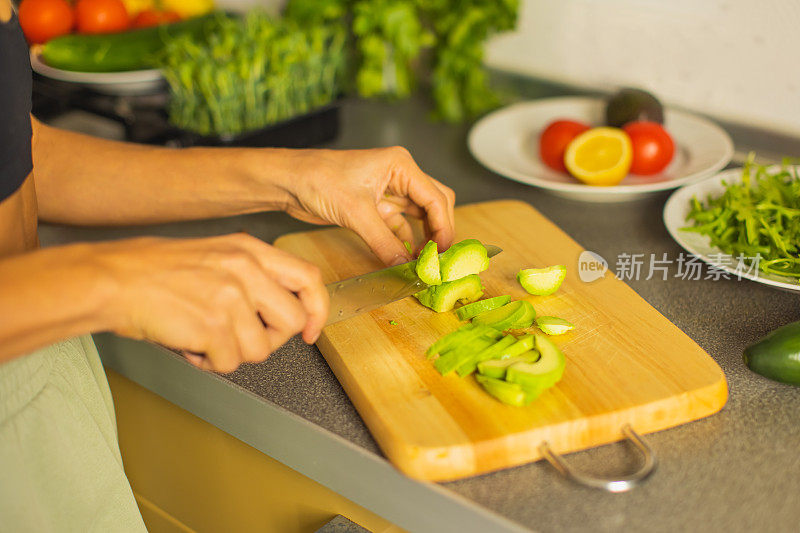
[274,200,727,481]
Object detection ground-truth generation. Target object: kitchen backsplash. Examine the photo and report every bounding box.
[485,0,800,137]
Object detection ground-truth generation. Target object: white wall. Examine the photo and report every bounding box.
[485,0,800,136]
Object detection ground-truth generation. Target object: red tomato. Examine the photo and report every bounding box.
[539,120,591,173]
[18,0,74,44]
[75,0,130,34]
[623,121,675,175]
[132,9,181,28]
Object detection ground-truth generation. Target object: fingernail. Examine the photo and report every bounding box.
[390,254,410,266]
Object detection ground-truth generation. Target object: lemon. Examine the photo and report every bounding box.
[564,127,632,186]
[161,0,214,18]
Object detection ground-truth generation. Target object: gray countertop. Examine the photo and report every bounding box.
[40,87,800,533]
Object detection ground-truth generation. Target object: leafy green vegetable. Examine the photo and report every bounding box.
[682,156,800,280]
[157,12,346,136]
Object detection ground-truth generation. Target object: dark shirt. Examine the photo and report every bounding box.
[0,12,33,202]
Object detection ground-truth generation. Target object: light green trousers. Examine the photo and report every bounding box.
[0,336,146,532]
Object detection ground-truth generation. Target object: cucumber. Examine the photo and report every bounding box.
[536,316,575,336]
[439,239,489,282]
[455,295,511,321]
[415,274,484,313]
[41,14,217,72]
[517,265,566,296]
[743,321,800,385]
[472,300,526,330]
[416,240,441,286]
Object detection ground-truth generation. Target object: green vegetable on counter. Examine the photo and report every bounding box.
[157,11,347,136]
[683,157,800,280]
[517,265,567,296]
[744,320,800,385]
[41,14,216,73]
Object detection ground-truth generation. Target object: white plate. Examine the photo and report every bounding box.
[30,48,164,96]
[663,166,800,293]
[467,96,734,202]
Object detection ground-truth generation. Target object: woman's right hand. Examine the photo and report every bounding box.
[97,233,328,373]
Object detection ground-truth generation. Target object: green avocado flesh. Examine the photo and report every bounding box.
[477,351,540,379]
[455,335,517,377]
[536,316,575,336]
[439,239,490,282]
[472,301,526,330]
[510,301,536,329]
[455,295,511,321]
[504,334,565,401]
[416,240,441,286]
[475,375,528,407]
[426,324,501,358]
[414,274,484,313]
[517,266,566,296]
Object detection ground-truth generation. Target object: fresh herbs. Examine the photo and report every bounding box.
[683,157,800,279]
[157,12,346,136]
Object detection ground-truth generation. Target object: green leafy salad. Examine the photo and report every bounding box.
[683,157,800,280]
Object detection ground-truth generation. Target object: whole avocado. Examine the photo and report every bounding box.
[743,321,800,385]
[605,88,664,128]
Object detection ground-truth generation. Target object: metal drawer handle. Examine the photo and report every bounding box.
[538,424,657,493]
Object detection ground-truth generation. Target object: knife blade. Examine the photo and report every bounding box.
[324,244,503,327]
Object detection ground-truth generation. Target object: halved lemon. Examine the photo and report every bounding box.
[564,127,632,186]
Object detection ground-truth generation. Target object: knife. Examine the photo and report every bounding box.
[324,244,503,327]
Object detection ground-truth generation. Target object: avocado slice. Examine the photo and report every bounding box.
[426,324,502,358]
[416,240,441,286]
[415,274,484,313]
[517,266,566,296]
[439,239,490,282]
[455,295,511,321]
[605,87,664,128]
[472,300,526,330]
[510,300,536,329]
[475,375,528,407]
[477,350,540,379]
[455,334,518,377]
[505,334,566,401]
[434,336,497,376]
[536,316,575,336]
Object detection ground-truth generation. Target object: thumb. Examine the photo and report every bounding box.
[348,207,412,266]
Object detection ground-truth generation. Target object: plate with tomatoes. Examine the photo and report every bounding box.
[467,95,734,202]
[21,0,192,95]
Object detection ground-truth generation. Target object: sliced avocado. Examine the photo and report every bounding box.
[472,300,526,331]
[439,239,490,282]
[477,350,540,379]
[605,87,664,128]
[455,295,511,321]
[415,274,484,313]
[434,336,496,376]
[455,334,518,377]
[475,375,528,407]
[505,334,566,401]
[536,316,575,335]
[416,240,441,286]
[497,334,535,359]
[425,324,501,358]
[517,265,566,296]
[510,300,536,329]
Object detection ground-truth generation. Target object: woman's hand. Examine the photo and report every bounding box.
[99,234,328,373]
[278,146,456,265]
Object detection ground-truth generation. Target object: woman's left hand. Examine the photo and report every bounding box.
[277,146,456,266]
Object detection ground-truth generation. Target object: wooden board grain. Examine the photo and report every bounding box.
[274,200,727,481]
